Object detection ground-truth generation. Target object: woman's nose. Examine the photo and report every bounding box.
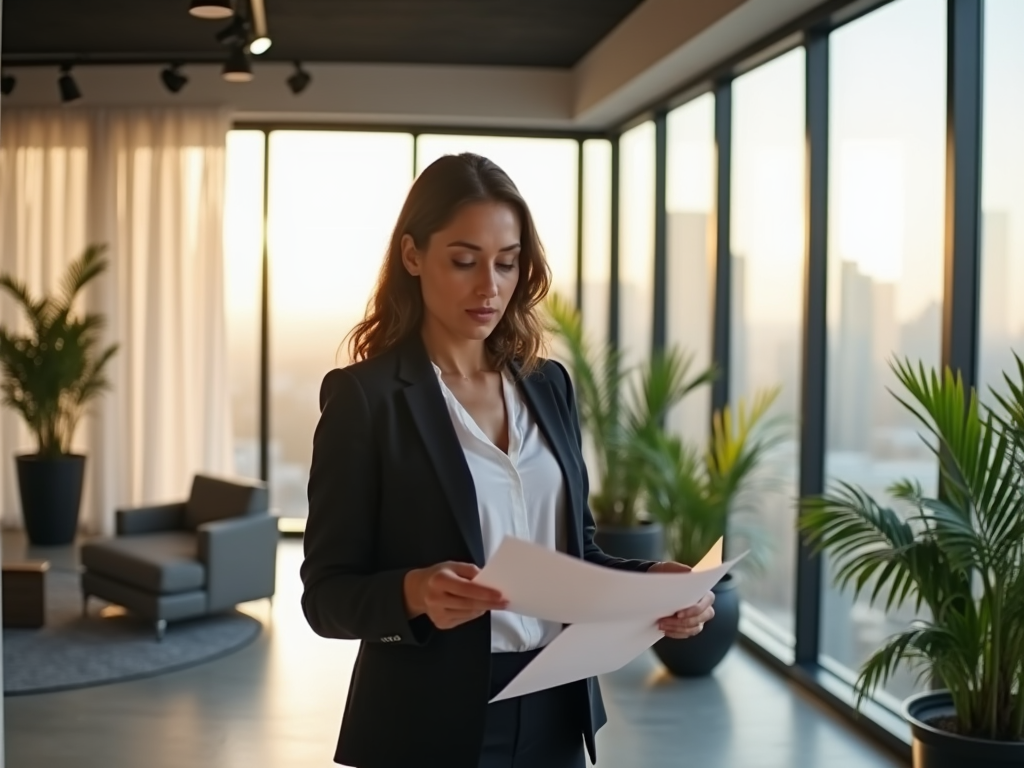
[477,269,498,297]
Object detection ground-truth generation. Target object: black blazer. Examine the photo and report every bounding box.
[301,334,655,768]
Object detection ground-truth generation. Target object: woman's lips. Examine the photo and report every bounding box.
[466,308,497,322]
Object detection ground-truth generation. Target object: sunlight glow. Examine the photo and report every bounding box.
[837,140,906,283]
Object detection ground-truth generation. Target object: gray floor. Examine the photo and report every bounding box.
[3,532,906,768]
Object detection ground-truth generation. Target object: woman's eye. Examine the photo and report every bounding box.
[452,260,474,269]
[496,262,517,272]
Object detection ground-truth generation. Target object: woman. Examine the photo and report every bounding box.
[301,153,715,768]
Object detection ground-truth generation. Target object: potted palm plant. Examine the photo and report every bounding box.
[545,293,715,560]
[800,356,1024,768]
[643,387,784,676]
[0,244,118,546]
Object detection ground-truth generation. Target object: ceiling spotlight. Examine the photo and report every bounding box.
[222,46,253,83]
[189,0,233,20]
[287,62,311,95]
[58,64,81,103]
[249,36,272,55]
[1,72,15,96]
[161,63,188,93]
[248,0,271,54]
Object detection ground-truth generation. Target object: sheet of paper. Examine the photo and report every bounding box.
[478,536,744,703]
[491,620,663,702]
[476,536,745,625]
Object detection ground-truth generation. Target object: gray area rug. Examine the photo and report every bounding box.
[3,570,261,696]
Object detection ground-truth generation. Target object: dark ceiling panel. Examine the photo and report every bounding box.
[2,0,646,68]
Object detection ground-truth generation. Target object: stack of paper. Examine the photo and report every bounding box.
[474,537,744,702]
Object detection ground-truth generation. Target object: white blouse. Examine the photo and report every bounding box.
[433,364,566,652]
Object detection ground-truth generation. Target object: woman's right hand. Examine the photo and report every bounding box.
[403,562,508,630]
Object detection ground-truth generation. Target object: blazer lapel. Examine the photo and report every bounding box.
[398,337,486,566]
[516,365,584,559]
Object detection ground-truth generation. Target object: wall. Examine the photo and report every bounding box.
[0,62,575,129]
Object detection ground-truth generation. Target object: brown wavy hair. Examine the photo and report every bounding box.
[347,152,551,375]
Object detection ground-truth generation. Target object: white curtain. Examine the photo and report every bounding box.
[0,108,233,535]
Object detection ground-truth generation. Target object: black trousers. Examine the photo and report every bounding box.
[478,650,587,768]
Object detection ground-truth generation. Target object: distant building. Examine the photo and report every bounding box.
[829,259,875,452]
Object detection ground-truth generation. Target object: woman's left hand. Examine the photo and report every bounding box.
[648,561,716,639]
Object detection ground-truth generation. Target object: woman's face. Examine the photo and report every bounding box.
[401,201,522,345]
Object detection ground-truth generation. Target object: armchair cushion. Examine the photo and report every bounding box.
[80,533,205,594]
[184,474,269,530]
[198,514,278,612]
[116,502,187,535]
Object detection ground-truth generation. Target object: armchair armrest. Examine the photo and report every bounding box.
[198,514,279,612]
[116,502,187,535]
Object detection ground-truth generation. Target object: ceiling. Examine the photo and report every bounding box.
[1,0,647,68]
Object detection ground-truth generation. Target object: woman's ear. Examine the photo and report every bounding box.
[400,234,423,276]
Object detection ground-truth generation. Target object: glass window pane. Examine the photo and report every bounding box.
[618,121,656,368]
[224,130,265,480]
[416,135,579,304]
[581,139,612,349]
[824,0,946,704]
[731,48,806,642]
[666,93,715,447]
[979,0,1024,401]
[267,131,414,519]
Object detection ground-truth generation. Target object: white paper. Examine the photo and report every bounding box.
[476,536,743,625]
[490,620,664,701]
[475,536,744,703]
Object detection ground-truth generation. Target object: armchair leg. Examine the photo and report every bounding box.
[155,619,167,642]
[82,592,90,617]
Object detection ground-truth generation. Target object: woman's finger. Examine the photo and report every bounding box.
[659,616,708,636]
[670,606,715,627]
[431,590,507,612]
[659,606,715,634]
[659,623,702,639]
[673,591,715,619]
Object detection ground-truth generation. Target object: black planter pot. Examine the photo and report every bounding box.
[16,454,86,546]
[652,572,740,676]
[904,691,1024,768]
[594,520,664,561]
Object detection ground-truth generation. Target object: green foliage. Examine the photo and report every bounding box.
[643,387,786,570]
[800,355,1024,742]
[545,292,715,527]
[0,244,118,457]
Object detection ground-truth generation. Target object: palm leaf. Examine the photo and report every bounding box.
[0,244,117,456]
[57,244,109,313]
[801,357,1024,740]
[545,292,715,527]
[643,386,785,567]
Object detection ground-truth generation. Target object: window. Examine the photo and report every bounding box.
[666,93,716,447]
[581,139,612,349]
[415,135,580,304]
[979,0,1024,403]
[824,0,946,703]
[617,121,656,368]
[266,131,415,519]
[730,48,806,642]
[224,130,265,480]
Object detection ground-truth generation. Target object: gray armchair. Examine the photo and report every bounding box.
[80,474,278,640]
